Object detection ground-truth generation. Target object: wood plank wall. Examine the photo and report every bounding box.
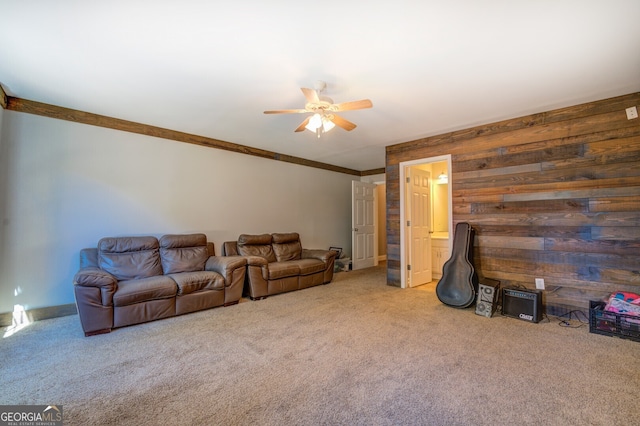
[386,92,640,315]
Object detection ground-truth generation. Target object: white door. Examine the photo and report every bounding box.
[352,181,377,270]
[407,167,432,287]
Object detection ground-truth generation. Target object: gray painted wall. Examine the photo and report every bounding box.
[0,110,357,313]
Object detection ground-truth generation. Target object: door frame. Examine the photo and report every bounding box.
[399,154,453,289]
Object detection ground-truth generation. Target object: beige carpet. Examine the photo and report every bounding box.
[1,263,639,425]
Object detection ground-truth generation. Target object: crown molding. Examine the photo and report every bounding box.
[0,84,7,109]
[6,96,370,176]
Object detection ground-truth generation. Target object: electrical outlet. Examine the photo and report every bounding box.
[626,106,638,120]
[535,278,545,290]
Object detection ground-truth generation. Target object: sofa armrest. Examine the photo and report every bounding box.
[206,255,247,305]
[205,255,246,279]
[243,255,268,267]
[73,267,117,305]
[302,249,337,263]
[244,256,269,280]
[74,267,117,289]
[73,267,117,335]
[302,249,337,284]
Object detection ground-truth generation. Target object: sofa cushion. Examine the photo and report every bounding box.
[113,275,177,307]
[295,259,326,276]
[168,271,224,295]
[98,236,163,281]
[159,234,209,274]
[237,234,277,263]
[272,232,302,262]
[267,262,301,280]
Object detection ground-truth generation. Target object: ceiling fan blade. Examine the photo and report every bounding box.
[333,99,373,111]
[294,116,311,132]
[301,87,319,103]
[264,109,308,114]
[331,114,357,131]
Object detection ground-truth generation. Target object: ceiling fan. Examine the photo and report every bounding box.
[264,81,373,137]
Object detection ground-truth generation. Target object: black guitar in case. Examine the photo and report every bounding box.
[435,222,479,308]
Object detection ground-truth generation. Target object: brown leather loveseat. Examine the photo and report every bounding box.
[73,233,246,336]
[222,232,337,300]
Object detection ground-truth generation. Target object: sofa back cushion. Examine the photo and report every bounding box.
[272,232,302,262]
[159,233,209,274]
[237,234,277,263]
[79,248,99,269]
[98,236,163,281]
[222,241,239,256]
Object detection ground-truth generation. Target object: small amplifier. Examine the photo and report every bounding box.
[502,287,543,323]
[475,278,500,318]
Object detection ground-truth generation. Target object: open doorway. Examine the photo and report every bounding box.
[353,176,387,268]
[399,155,452,289]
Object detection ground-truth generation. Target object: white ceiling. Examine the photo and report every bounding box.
[2,1,639,172]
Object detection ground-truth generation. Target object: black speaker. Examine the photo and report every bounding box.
[475,278,500,318]
[502,287,543,323]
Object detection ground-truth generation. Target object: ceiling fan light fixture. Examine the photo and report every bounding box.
[265,82,372,135]
[305,113,335,137]
[322,116,335,132]
[305,113,323,131]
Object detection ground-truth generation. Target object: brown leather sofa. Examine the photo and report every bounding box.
[222,232,337,300]
[73,233,246,336]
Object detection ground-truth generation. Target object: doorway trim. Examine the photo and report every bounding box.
[399,154,453,289]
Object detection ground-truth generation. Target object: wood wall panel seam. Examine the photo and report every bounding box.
[501,185,640,202]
